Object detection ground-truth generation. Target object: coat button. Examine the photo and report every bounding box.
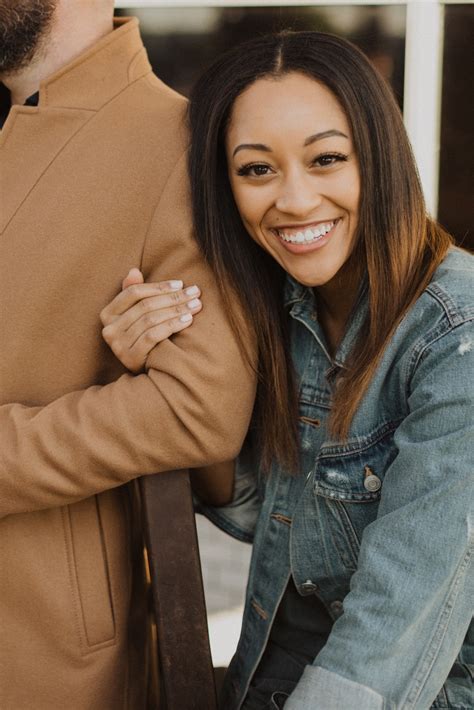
[330,600,344,618]
[300,579,318,595]
[363,466,381,492]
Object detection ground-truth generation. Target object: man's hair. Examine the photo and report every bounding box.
[188,31,452,471]
[0,0,57,75]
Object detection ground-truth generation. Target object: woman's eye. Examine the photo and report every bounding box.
[236,163,273,177]
[313,153,348,168]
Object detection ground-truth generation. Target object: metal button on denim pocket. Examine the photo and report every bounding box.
[300,579,318,594]
[364,466,382,492]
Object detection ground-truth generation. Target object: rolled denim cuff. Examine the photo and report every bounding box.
[284,666,394,710]
[193,450,260,543]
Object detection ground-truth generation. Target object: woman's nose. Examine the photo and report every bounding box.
[275,173,322,216]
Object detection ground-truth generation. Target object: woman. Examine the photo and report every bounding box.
[100,32,473,710]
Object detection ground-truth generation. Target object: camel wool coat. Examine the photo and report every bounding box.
[0,18,255,710]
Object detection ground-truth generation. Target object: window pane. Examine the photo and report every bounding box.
[117,6,405,104]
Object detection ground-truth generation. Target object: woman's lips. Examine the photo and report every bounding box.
[271,219,339,254]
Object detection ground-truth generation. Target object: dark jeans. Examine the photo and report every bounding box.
[241,642,307,710]
[241,679,295,710]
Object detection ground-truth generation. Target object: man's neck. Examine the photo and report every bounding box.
[1,3,114,106]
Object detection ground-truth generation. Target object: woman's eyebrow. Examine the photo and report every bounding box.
[232,128,349,157]
[304,129,349,146]
[232,143,271,158]
[232,129,349,158]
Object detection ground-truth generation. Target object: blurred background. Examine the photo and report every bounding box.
[115,0,473,667]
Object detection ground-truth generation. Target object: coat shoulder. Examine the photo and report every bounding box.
[121,71,189,151]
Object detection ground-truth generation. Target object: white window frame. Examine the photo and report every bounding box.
[115,0,473,217]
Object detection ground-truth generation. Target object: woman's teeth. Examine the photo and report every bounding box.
[277,221,335,244]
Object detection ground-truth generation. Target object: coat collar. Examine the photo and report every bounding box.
[27,17,150,113]
[0,17,152,235]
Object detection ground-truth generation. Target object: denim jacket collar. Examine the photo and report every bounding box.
[284,274,369,369]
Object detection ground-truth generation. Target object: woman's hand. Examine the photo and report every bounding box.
[100,268,202,373]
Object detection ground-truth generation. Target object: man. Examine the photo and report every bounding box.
[0,2,255,708]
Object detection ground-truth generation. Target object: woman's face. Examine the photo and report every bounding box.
[226,71,360,288]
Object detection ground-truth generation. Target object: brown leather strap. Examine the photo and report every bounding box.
[139,471,218,710]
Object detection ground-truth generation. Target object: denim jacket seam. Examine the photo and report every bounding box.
[316,419,401,459]
[404,315,473,402]
[425,283,474,326]
[425,284,461,326]
[235,570,293,710]
[404,535,474,708]
[404,318,450,399]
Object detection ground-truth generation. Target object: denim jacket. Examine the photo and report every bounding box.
[200,248,474,710]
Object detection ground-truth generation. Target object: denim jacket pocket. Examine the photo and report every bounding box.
[314,422,399,500]
[311,424,398,572]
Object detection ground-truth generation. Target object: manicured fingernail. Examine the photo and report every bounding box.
[185,285,199,296]
[180,313,193,322]
[187,298,201,309]
[169,280,183,290]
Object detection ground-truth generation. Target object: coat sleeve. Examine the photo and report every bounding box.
[285,319,474,710]
[0,153,257,518]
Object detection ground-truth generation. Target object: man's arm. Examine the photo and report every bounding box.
[0,153,257,518]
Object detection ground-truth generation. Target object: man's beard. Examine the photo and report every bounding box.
[0,0,57,75]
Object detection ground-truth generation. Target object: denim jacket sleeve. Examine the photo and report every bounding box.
[285,318,474,710]
[194,433,261,544]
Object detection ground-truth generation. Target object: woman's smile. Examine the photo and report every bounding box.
[270,218,340,253]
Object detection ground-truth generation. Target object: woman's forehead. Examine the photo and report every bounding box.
[226,72,350,145]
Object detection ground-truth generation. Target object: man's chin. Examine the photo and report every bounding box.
[0,0,57,75]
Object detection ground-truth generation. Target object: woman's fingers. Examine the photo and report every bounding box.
[102,286,201,334]
[118,297,202,345]
[125,313,197,371]
[100,280,193,326]
[104,310,198,373]
[102,297,202,373]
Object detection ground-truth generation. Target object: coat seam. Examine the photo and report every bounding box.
[0,73,157,235]
[0,110,93,234]
[138,147,190,273]
[61,506,87,655]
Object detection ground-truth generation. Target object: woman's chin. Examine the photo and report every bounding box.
[287,269,333,289]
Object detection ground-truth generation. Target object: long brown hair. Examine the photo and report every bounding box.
[188,31,452,470]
